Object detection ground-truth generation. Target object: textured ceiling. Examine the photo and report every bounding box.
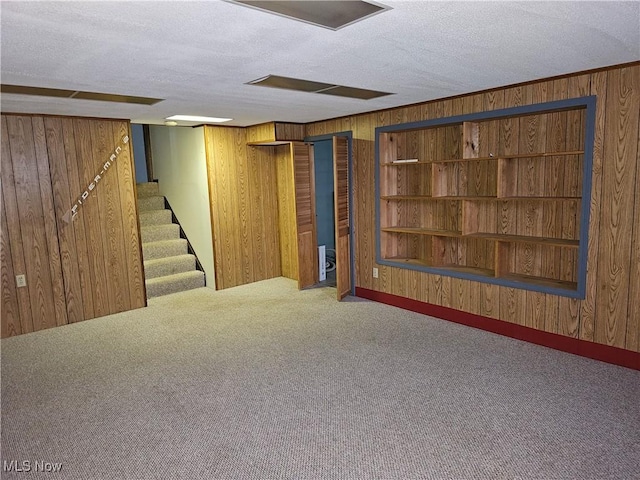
[1,1,639,127]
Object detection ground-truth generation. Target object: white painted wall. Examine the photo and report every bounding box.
[131,124,148,183]
[149,126,215,288]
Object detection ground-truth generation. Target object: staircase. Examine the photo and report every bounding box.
[137,182,205,298]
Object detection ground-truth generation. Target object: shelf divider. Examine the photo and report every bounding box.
[497,158,517,197]
[462,200,479,235]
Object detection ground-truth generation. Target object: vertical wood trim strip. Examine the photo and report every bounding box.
[1,199,22,337]
[580,73,607,342]
[204,126,224,290]
[595,67,639,347]
[89,121,122,312]
[74,118,109,317]
[44,116,84,324]
[625,67,640,352]
[7,116,58,332]
[1,116,34,333]
[62,118,96,320]
[32,117,68,327]
[114,121,146,309]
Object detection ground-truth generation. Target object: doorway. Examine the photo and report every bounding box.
[313,139,337,287]
[303,132,354,298]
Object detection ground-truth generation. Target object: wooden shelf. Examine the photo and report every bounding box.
[382,150,583,165]
[382,227,578,248]
[433,264,495,277]
[381,195,581,202]
[467,233,579,248]
[494,196,581,201]
[247,140,292,146]
[432,150,584,163]
[384,256,429,266]
[381,227,461,237]
[383,258,495,278]
[380,160,430,166]
[380,195,433,200]
[500,273,577,291]
[381,195,495,201]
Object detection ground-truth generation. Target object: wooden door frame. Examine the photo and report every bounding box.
[304,131,354,296]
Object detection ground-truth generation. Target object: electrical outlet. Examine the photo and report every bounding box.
[372,267,379,278]
[16,274,27,288]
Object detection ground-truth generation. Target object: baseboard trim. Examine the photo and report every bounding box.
[355,287,640,371]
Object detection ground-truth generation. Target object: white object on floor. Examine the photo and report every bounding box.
[318,245,326,282]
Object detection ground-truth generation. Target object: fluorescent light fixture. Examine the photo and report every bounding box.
[165,115,232,123]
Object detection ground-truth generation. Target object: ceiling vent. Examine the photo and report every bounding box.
[225,0,390,30]
[0,84,163,106]
[247,74,393,100]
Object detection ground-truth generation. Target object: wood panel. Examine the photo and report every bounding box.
[1,200,22,337]
[275,145,298,280]
[73,118,110,317]
[90,119,130,314]
[5,116,62,332]
[206,126,241,289]
[292,142,318,289]
[113,121,146,309]
[557,76,590,339]
[44,116,85,323]
[245,122,305,144]
[334,136,351,299]
[248,143,281,281]
[594,66,639,348]
[246,122,277,143]
[352,114,376,290]
[1,116,34,334]
[630,127,640,351]
[274,122,305,142]
[32,117,68,327]
[204,126,282,289]
[234,128,255,285]
[1,114,145,338]
[61,118,96,320]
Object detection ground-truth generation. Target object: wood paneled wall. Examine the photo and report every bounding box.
[275,145,298,280]
[204,126,281,289]
[1,115,146,338]
[306,63,640,353]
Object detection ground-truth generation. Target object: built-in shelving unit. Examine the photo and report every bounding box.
[375,96,596,298]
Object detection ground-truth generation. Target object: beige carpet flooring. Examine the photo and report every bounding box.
[1,277,639,479]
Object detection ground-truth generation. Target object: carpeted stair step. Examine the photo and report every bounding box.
[142,239,188,260]
[145,270,205,298]
[136,182,160,198]
[144,254,196,279]
[139,209,172,227]
[140,224,181,243]
[137,195,166,212]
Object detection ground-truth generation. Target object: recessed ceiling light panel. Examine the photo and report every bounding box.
[0,84,163,105]
[317,85,392,100]
[165,115,233,123]
[247,75,334,92]
[246,74,393,100]
[225,0,390,30]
